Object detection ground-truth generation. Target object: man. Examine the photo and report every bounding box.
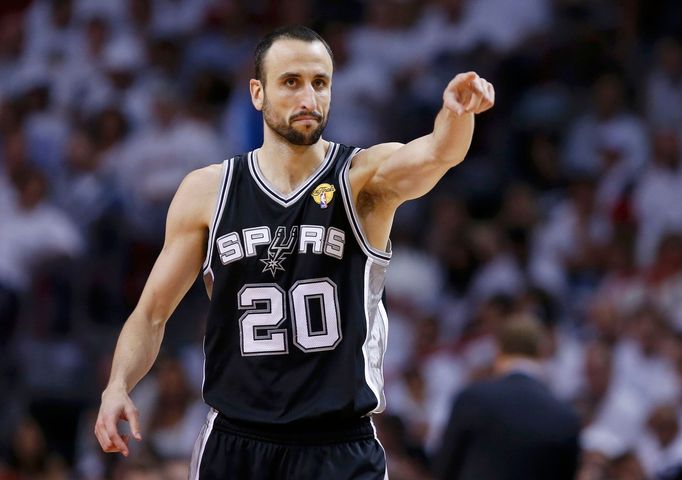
[95,26,494,479]
[433,315,581,480]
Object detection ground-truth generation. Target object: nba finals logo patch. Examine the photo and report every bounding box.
[312,183,336,209]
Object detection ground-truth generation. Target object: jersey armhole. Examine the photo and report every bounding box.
[339,148,392,265]
[202,157,235,275]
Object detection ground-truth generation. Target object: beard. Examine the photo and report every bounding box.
[262,95,328,146]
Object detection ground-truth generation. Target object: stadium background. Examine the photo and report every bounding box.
[1,0,682,478]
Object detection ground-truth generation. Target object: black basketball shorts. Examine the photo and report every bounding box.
[188,410,388,480]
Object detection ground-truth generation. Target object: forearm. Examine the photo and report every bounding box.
[430,107,474,166]
[106,310,165,393]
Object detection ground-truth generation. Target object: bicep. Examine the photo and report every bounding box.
[134,175,212,324]
[364,135,459,205]
[135,228,205,324]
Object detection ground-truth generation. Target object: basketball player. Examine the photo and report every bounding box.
[95,26,494,479]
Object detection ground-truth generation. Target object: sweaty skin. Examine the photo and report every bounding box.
[94,38,494,456]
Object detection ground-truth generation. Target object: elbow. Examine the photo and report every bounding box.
[430,134,471,168]
[430,148,468,169]
[132,300,170,331]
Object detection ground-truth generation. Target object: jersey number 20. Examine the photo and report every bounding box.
[238,278,342,356]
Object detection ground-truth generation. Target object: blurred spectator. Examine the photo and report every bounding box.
[572,340,615,427]
[114,82,223,240]
[636,403,682,478]
[0,14,27,94]
[613,305,679,409]
[646,38,682,129]
[18,73,70,176]
[323,22,393,147]
[143,357,206,460]
[385,314,464,453]
[373,413,431,480]
[5,416,68,480]
[111,451,163,480]
[563,74,648,178]
[592,233,646,319]
[2,1,682,477]
[347,0,423,78]
[530,176,611,307]
[646,234,682,331]
[633,128,682,266]
[413,0,480,62]
[608,451,646,480]
[461,0,552,54]
[57,109,125,210]
[0,166,83,343]
[24,0,78,66]
[579,306,677,457]
[79,35,151,127]
[148,0,212,38]
[467,222,525,304]
[182,1,254,80]
[433,315,580,480]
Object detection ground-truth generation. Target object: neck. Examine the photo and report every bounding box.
[494,355,544,378]
[257,128,329,195]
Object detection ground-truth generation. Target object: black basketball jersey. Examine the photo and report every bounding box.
[201,142,391,426]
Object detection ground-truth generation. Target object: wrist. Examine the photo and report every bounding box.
[105,379,129,394]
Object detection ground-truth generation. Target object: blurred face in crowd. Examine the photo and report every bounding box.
[86,17,110,57]
[584,341,612,398]
[124,469,163,480]
[250,39,332,146]
[11,418,47,469]
[51,0,72,28]
[0,14,25,58]
[648,404,679,447]
[652,130,680,169]
[593,74,624,119]
[608,452,645,480]
[569,179,596,218]
[658,38,682,77]
[631,308,667,356]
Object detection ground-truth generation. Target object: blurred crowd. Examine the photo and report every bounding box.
[1,0,682,478]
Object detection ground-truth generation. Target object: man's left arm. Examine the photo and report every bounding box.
[355,72,495,207]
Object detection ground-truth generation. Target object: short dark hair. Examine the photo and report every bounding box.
[254,26,333,83]
[495,315,547,359]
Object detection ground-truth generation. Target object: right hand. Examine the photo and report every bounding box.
[94,386,142,457]
[443,71,495,116]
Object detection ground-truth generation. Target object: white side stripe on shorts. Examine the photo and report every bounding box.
[189,409,218,480]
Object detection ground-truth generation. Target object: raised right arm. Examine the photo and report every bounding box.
[94,165,222,456]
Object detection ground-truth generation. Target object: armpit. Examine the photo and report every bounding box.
[356,187,397,217]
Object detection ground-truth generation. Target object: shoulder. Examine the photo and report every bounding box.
[456,376,517,407]
[347,142,404,198]
[169,163,225,229]
[181,163,224,191]
[352,142,404,171]
[452,381,492,410]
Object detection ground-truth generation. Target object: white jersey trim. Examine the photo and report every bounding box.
[362,258,388,414]
[202,158,235,277]
[339,149,392,265]
[248,142,338,207]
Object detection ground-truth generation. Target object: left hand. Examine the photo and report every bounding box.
[443,72,495,116]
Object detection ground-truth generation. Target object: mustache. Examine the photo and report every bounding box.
[290,111,323,122]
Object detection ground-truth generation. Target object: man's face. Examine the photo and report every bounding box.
[251,39,332,146]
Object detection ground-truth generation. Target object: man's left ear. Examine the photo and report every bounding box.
[249,79,264,111]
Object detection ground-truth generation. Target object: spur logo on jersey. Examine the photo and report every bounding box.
[311,183,336,209]
[216,225,346,277]
[260,226,298,276]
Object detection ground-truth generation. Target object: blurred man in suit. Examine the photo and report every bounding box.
[433,315,580,480]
